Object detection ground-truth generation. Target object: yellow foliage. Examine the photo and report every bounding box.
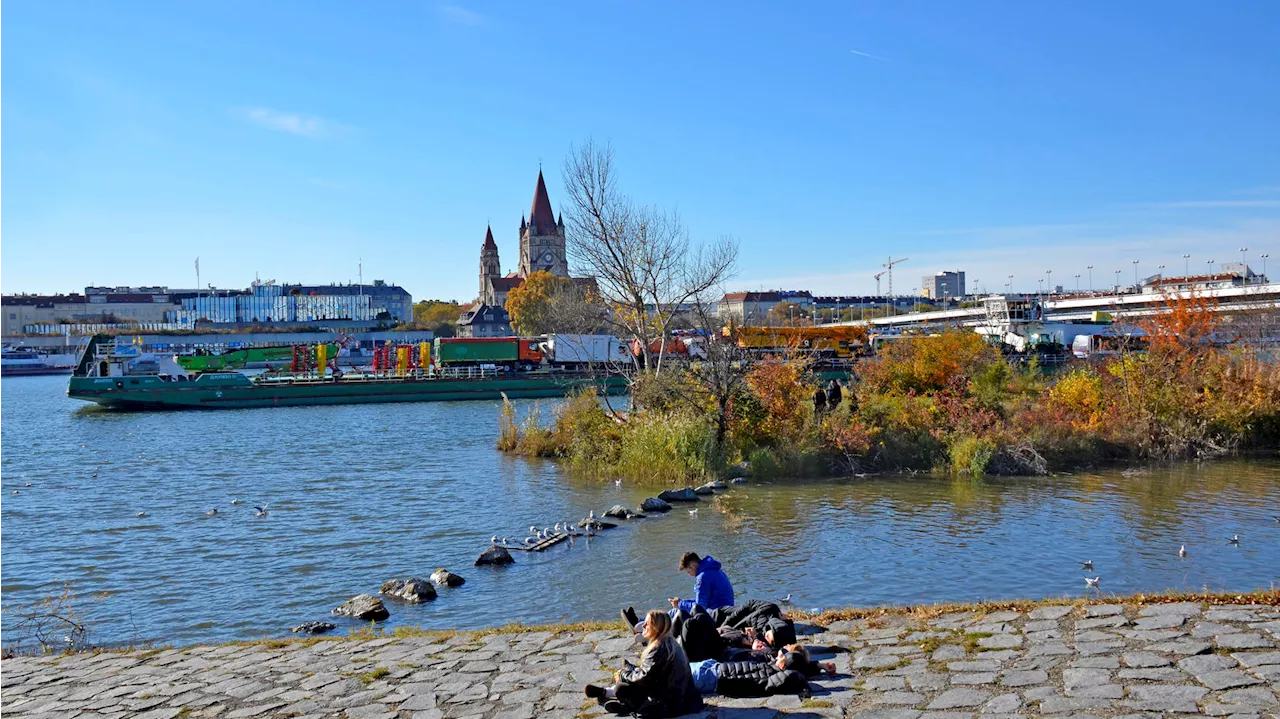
[1047,368,1105,431]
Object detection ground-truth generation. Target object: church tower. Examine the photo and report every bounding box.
[479,225,501,305]
[518,170,569,278]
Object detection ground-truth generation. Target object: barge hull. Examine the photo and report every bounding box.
[68,375,627,410]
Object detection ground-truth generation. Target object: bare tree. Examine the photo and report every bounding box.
[562,139,738,376]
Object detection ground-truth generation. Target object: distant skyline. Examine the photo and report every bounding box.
[4,1,1279,302]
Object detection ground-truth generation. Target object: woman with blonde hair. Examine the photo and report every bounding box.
[585,610,703,717]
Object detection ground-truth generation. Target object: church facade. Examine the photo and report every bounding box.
[458,170,574,337]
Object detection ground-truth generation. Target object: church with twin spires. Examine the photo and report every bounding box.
[458,170,584,337]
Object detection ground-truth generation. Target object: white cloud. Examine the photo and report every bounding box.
[437,4,484,25]
[235,107,344,138]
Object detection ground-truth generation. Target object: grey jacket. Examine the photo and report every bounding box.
[622,636,704,717]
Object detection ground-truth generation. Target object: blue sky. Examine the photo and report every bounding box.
[4,1,1279,302]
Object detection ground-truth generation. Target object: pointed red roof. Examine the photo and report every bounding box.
[528,170,557,235]
[482,225,497,251]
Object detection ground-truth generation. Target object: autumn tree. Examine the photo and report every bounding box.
[562,139,738,374]
[505,271,604,335]
[408,299,462,337]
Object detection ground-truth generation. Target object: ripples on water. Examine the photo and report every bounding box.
[2,374,1278,646]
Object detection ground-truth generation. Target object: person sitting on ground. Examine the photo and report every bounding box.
[620,552,733,634]
[687,647,813,698]
[669,552,733,614]
[585,610,704,718]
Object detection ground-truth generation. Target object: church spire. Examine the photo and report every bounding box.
[528,169,556,236]
[483,225,497,251]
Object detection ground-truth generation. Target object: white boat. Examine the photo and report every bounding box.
[1,346,80,376]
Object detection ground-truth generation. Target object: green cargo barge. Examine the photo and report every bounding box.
[67,335,627,410]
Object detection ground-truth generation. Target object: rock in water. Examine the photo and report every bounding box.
[291,621,336,634]
[430,568,466,587]
[332,594,390,621]
[694,483,718,495]
[658,488,699,503]
[578,518,618,530]
[730,477,749,485]
[641,497,673,513]
[475,544,515,566]
[726,461,751,478]
[605,504,644,520]
[381,578,437,603]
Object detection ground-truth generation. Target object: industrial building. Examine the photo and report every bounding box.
[922,271,966,299]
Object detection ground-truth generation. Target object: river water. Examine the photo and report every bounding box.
[2,374,1278,648]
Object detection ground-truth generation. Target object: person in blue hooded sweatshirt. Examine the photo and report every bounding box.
[622,552,734,631]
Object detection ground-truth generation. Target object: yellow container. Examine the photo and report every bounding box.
[419,341,430,368]
[316,343,327,377]
[397,346,409,375]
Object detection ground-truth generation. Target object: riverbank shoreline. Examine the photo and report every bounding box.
[5,592,1278,718]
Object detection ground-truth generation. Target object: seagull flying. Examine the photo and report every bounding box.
[1084,576,1101,588]
[1079,560,1093,570]
[254,504,270,517]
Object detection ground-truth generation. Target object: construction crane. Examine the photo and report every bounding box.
[882,257,908,297]
[874,271,886,296]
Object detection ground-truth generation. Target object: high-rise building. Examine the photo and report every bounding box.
[922,271,966,299]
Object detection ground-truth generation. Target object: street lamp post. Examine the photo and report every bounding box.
[1183,254,1191,276]
[1132,259,1140,288]
[1207,259,1216,275]
[1074,274,1081,292]
[1262,254,1270,281]
[1114,269,1122,290]
[1240,246,1249,267]
[1087,265,1094,292]
[1046,269,1053,295]
[1008,274,1014,295]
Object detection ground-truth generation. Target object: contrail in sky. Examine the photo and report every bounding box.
[850,49,888,61]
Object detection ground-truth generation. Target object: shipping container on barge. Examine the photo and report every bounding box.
[66,335,628,410]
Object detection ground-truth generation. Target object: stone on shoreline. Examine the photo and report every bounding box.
[605,504,644,520]
[430,568,466,587]
[332,594,390,621]
[290,621,336,634]
[381,578,437,603]
[730,477,748,485]
[726,460,751,478]
[475,544,515,566]
[578,518,618,530]
[641,497,672,513]
[694,481,725,495]
[658,488,699,503]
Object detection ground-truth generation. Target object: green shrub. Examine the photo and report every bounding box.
[949,435,996,475]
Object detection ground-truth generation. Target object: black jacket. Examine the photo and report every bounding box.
[676,608,724,663]
[711,601,797,649]
[713,661,811,698]
[620,636,704,718]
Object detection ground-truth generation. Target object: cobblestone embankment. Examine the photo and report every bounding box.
[2,599,1279,718]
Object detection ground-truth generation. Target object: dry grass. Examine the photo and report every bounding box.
[789,588,1280,627]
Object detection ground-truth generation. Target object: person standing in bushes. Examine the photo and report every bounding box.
[813,384,828,414]
[825,379,843,409]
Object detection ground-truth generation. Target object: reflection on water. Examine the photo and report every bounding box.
[2,375,1278,646]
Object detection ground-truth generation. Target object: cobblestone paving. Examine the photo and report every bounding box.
[3,600,1279,718]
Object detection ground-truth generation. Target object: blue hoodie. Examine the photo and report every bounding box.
[678,556,734,613]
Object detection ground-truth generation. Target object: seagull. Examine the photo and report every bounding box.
[231,498,241,505]
[588,509,597,522]
[779,593,792,604]
[491,535,499,545]
[206,508,218,516]
[1079,560,1093,570]
[529,525,538,537]
[1179,545,1187,557]
[253,504,269,517]
[10,490,19,495]
[1084,576,1101,588]
[24,482,32,487]
[615,479,623,487]
[1226,534,1241,545]
[689,508,698,516]
[137,511,148,518]
[585,524,595,537]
